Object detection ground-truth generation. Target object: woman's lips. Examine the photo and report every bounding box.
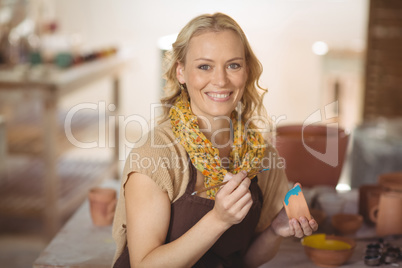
[205,92,232,102]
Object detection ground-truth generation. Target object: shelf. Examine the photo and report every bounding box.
[1,108,118,237]
[0,52,127,238]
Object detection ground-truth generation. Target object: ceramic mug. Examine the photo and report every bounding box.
[370,191,402,237]
[89,187,117,226]
[358,184,382,224]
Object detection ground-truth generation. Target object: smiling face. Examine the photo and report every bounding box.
[176,30,248,120]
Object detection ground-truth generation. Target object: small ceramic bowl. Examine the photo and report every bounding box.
[310,209,327,227]
[301,234,356,267]
[331,213,363,235]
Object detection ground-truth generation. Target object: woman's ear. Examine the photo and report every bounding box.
[176,62,186,84]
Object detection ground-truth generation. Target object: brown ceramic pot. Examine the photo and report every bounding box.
[89,187,117,226]
[275,125,349,187]
[370,191,402,237]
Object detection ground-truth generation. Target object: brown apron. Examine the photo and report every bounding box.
[113,164,263,268]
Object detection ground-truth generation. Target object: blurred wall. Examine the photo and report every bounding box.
[51,0,368,129]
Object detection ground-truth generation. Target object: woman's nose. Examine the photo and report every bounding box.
[212,67,228,87]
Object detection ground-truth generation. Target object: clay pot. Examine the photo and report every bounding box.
[275,125,349,187]
[89,187,117,226]
[358,184,382,224]
[331,213,363,235]
[370,191,402,237]
[302,234,356,267]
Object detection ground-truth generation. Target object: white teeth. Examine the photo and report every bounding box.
[207,93,230,99]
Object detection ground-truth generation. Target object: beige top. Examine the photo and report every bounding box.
[112,120,289,264]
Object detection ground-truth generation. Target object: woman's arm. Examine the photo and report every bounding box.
[125,171,253,268]
[243,208,318,268]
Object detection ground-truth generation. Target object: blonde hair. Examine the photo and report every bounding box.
[160,12,268,128]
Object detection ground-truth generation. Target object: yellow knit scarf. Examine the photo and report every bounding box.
[169,90,266,199]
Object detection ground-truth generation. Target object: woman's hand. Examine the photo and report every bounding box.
[211,171,253,228]
[271,207,318,238]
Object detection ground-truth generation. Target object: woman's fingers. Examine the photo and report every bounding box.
[226,177,251,205]
[218,171,247,196]
[290,217,317,238]
[231,192,253,222]
[213,171,253,225]
[272,208,318,238]
[287,219,296,236]
[309,218,319,232]
[232,190,252,212]
[218,173,251,209]
[239,197,253,217]
[291,219,304,238]
[222,173,233,183]
[299,217,313,236]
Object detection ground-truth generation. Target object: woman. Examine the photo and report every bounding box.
[112,13,317,268]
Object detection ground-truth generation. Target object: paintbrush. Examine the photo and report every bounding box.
[191,168,270,196]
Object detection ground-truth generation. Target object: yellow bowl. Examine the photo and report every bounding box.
[301,234,356,267]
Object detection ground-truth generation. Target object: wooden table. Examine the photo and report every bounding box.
[0,51,130,238]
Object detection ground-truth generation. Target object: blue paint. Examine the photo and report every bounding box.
[284,185,302,206]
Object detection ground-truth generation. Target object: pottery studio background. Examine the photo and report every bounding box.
[1,0,402,267]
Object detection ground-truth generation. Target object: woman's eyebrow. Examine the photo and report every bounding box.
[227,57,244,62]
[194,57,245,62]
[194,58,214,62]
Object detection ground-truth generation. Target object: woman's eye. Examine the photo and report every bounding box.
[228,63,240,69]
[198,65,211,70]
